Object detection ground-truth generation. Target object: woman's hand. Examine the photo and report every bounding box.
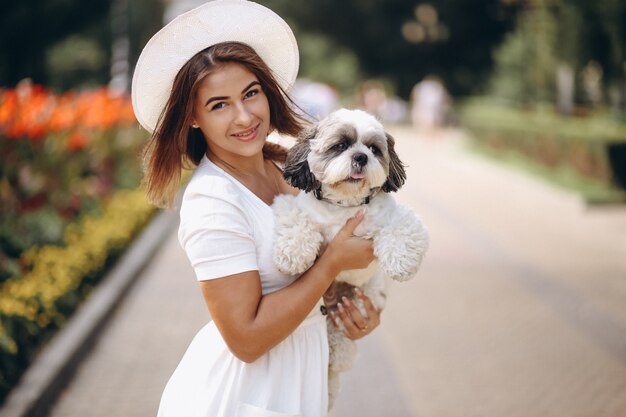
[322,211,375,274]
[330,288,381,340]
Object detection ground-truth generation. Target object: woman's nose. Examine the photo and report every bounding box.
[234,102,253,125]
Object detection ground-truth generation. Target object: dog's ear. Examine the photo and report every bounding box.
[282,128,321,192]
[382,132,406,192]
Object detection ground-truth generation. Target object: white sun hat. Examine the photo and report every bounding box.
[131,0,299,133]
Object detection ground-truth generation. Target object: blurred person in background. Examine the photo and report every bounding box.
[410,74,450,137]
[291,78,339,121]
[358,79,388,120]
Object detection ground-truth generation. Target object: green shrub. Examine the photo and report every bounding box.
[460,98,626,203]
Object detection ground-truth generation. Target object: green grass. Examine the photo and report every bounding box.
[466,139,626,205]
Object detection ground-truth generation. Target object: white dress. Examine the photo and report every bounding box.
[157,156,328,417]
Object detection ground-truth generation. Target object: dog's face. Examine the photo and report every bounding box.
[283,109,406,202]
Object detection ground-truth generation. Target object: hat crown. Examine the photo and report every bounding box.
[131,0,299,133]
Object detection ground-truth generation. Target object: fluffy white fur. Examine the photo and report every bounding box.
[272,109,429,409]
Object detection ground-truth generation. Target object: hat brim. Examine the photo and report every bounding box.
[131,0,299,133]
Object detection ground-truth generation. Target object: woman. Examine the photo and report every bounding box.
[131,1,380,416]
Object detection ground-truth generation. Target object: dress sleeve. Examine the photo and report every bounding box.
[178,175,258,281]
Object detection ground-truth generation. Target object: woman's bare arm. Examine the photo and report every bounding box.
[199,212,374,363]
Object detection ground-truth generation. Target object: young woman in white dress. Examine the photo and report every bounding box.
[131,1,381,416]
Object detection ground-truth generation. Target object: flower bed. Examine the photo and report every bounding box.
[0,82,153,403]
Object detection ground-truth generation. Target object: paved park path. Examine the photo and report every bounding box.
[47,127,626,417]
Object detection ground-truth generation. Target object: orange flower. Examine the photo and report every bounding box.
[48,94,77,132]
[67,130,88,150]
[5,83,54,139]
[1,84,137,140]
[0,90,18,129]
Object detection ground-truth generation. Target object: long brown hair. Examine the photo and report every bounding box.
[142,42,307,208]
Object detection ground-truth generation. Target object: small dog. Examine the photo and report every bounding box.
[272,108,429,408]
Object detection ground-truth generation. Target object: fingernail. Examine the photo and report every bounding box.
[341,296,351,306]
[337,302,344,311]
[354,287,363,296]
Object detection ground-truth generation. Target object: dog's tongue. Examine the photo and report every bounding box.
[350,172,365,179]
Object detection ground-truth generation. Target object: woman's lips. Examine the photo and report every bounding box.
[231,124,259,142]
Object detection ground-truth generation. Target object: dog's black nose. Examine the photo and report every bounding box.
[352,152,368,167]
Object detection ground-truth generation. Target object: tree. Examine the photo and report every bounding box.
[570,0,625,114]
[0,0,112,87]
[487,0,625,115]
[260,0,518,97]
[489,0,560,105]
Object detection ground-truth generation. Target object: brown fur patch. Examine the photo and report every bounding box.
[323,281,357,313]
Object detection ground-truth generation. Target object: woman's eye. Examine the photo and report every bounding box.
[244,89,259,99]
[210,102,226,111]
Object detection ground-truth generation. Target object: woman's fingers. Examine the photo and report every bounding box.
[341,296,370,330]
[324,210,375,273]
[337,210,365,239]
[336,300,363,338]
[327,286,382,341]
[356,289,381,327]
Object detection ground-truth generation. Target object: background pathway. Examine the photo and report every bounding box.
[47,127,626,417]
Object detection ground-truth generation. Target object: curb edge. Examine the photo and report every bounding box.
[0,208,178,417]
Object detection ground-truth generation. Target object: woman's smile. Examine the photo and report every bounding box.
[231,123,260,142]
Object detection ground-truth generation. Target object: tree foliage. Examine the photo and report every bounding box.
[0,0,112,87]
[1,0,622,108]
[488,0,625,112]
[0,0,164,91]
[260,0,518,97]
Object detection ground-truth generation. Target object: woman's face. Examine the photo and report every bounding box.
[192,62,271,161]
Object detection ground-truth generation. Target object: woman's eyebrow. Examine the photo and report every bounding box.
[241,81,260,93]
[204,81,261,106]
[205,95,228,106]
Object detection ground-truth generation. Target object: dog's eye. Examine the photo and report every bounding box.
[331,142,348,152]
[368,144,381,155]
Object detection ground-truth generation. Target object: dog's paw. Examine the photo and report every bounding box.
[274,249,318,275]
[272,196,324,274]
[375,205,429,282]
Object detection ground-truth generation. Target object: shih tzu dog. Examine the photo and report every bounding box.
[272,108,429,408]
